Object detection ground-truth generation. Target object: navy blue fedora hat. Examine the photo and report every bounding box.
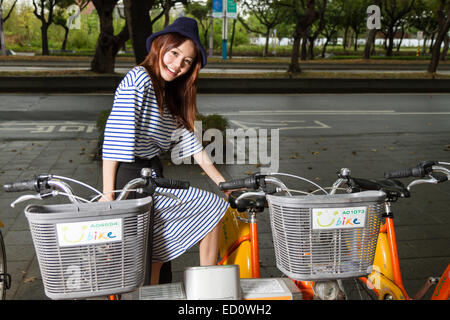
[146,17,207,68]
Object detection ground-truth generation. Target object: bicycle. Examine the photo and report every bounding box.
[0,219,12,300]
[216,160,450,300]
[366,160,450,300]
[3,168,190,300]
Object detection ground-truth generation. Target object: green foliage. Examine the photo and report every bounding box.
[196,113,229,133]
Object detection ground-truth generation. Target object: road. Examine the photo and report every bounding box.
[0,92,449,300]
[0,93,449,139]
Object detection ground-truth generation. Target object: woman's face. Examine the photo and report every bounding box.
[159,39,196,82]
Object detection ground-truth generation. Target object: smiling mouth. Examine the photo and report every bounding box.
[166,66,178,77]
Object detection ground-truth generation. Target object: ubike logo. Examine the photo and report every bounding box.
[56,218,123,247]
[312,207,367,230]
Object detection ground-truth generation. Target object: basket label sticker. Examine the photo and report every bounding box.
[56,218,123,247]
[312,206,367,230]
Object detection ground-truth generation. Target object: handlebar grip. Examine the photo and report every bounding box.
[3,179,38,192]
[384,168,415,179]
[384,160,438,179]
[219,176,259,190]
[154,178,190,189]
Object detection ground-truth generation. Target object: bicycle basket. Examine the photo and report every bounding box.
[24,197,152,300]
[267,191,385,281]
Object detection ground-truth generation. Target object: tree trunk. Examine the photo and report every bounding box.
[363,29,376,59]
[61,26,69,51]
[123,0,153,65]
[343,26,348,50]
[386,27,394,56]
[289,30,302,73]
[440,34,449,61]
[428,17,450,74]
[263,29,270,57]
[321,38,329,58]
[91,1,120,73]
[41,24,49,55]
[308,36,315,59]
[300,34,308,60]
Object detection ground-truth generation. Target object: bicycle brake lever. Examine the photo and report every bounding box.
[406,175,440,191]
[10,194,43,208]
[154,191,182,204]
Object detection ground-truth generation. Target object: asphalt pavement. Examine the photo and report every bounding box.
[0,91,449,300]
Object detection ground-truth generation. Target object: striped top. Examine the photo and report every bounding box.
[102,66,203,162]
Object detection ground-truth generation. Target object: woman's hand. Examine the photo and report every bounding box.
[99,193,114,202]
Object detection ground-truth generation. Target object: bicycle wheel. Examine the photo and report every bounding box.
[339,278,378,300]
[0,230,8,300]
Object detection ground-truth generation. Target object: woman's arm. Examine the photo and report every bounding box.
[193,150,232,198]
[101,159,119,201]
[193,150,225,185]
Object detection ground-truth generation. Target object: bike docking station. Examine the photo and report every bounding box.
[121,264,303,300]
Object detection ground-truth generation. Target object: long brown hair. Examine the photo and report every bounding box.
[139,33,201,131]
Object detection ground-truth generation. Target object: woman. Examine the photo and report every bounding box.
[101,17,229,285]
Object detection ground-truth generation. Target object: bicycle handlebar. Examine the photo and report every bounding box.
[219,174,264,190]
[384,160,438,179]
[153,177,190,190]
[3,169,190,206]
[3,179,39,192]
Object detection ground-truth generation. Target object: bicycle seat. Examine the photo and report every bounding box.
[228,191,266,212]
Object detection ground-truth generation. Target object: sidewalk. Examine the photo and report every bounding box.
[1,131,449,300]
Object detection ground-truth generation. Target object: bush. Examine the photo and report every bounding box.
[196,113,228,134]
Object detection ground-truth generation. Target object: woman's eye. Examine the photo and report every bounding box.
[171,51,178,56]
[185,59,192,66]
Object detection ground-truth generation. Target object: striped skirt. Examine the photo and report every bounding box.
[115,158,229,262]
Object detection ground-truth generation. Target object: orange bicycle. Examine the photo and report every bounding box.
[217,160,450,300]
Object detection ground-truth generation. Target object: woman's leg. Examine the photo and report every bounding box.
[150,262,163,285]
[198,220,222,266]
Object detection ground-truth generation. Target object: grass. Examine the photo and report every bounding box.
[0,69,449,79]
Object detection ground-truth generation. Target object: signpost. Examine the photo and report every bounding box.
[212,0,238,59]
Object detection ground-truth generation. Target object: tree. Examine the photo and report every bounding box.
[320,0,344,58]
[238,0,284,57]
[381,0,416,56]
[32,0,60,55]
[428,0,450,73]
[184,0,212,49]
[280,0,320,73]
[407,0,439,55]
[53,0,90,51]
[305,0,327,60]
[0,0,18,54]
[363,0,382,59]
[91,0,129,73]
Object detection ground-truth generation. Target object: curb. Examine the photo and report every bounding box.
[1,76,450,94]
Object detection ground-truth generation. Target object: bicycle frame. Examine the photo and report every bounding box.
[217,207,257,278]
[369,212,450,300]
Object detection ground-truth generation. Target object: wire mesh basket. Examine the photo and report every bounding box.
[267,191,385,281]
[24,197,152,299]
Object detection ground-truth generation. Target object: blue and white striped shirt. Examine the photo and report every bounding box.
[102,66,203,162]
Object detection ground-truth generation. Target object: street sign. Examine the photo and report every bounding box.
[212,0,238,18]
[227,0,237,19]
[212,0,223,18]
